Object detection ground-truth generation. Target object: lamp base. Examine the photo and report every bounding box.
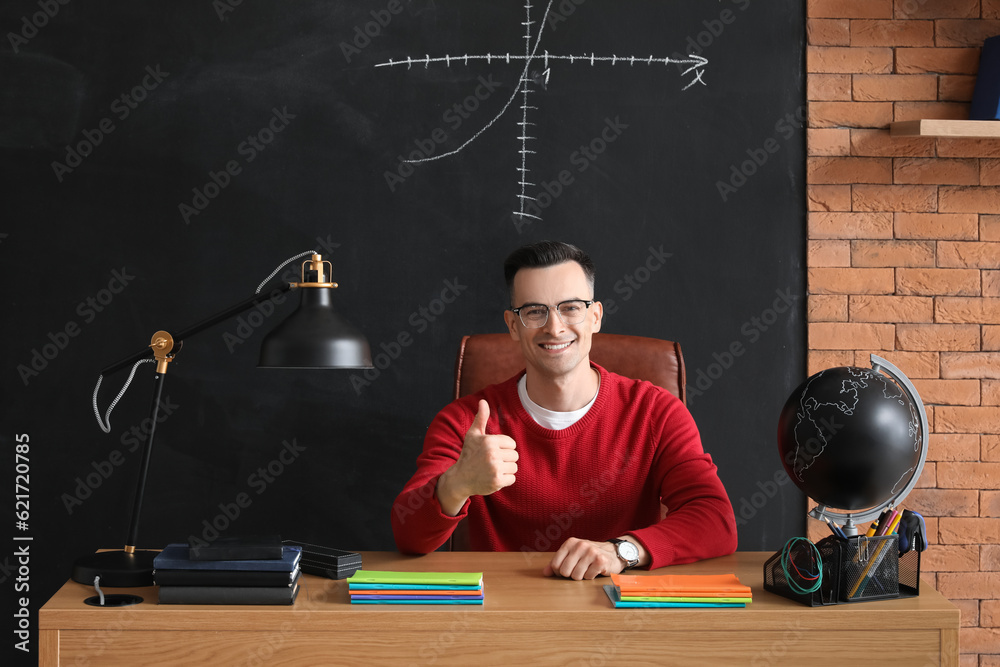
[84,594,144,607]
[72,549,157,588]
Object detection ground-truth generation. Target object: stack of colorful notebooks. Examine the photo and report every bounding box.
[153,539,302,605]
[346,570,484,604]
[604,573,752,608]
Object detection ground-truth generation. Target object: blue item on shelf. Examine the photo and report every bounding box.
[970,35,1000,120]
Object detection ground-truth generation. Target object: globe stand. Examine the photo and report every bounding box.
[767,354,930,606]
[835,518,860,537]
[806,354,929,532]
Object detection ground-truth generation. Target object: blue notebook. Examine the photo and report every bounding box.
[971,35,1000,120]
[603,585,745,608]
[350,594,484,601]
[153,544,301,572]
[350,598,483,605]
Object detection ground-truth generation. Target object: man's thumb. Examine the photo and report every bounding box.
[471,399,491,434]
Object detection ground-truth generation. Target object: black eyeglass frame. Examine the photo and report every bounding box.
[508,299,596,328]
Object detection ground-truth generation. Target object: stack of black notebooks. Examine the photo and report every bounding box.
[153,536,302,605]
[284,540,362,579]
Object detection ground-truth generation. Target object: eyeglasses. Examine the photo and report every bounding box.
[509,300,595,328]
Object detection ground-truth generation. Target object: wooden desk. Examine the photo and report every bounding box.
[40,551,958,666]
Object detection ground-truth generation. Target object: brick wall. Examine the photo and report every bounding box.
[806,1,1000,664]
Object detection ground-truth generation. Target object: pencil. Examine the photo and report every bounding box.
[849,512,905,598]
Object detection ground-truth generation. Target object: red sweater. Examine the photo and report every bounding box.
[391,364,738,569]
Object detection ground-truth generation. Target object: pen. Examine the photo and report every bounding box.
[866,508,892,537]
[875,508,899,536]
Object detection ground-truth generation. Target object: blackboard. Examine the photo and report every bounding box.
[1,1,804,660]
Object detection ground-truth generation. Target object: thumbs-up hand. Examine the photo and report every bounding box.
[458,400,519,495]
[437,400,518,516]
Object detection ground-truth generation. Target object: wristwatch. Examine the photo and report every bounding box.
[608,538,639,569]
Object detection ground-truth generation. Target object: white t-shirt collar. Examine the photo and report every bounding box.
[517,372,600,430]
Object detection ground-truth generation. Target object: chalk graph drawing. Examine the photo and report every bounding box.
[376,0,709,225]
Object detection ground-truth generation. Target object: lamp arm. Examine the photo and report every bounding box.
[114,282,294,553]
[100,282,295,376]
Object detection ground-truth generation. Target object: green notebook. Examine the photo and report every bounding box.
[621,595,752,604]
[346,570,483,587]
[603,585,746,608]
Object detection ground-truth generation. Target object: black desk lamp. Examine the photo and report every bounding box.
[73,252,372,589]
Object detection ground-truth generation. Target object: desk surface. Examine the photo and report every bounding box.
[40,551,959,666]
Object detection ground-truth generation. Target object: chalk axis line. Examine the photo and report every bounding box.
[375,1,709,223]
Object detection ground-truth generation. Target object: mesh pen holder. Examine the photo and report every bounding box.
[842,534,900,602]
[764,534,920,606]
[764,536,842,606]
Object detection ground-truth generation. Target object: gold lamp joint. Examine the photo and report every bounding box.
[150,331,177,374]
[291,253,338,289]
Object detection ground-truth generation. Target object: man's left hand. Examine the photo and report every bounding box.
[543,538,624,580]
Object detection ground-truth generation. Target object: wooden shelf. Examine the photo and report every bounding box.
[890,119,1000,138]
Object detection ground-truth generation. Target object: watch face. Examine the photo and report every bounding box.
[619,541,639,561]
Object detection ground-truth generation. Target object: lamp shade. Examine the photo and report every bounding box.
[258,286,373,368]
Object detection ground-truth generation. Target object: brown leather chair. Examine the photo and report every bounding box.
[454,332,686,403]
[446,332,686,549]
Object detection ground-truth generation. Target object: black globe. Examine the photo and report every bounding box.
[777,366,922,511]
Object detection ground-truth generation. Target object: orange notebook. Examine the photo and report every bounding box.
[350,589,483,596]
[611,573,752,597]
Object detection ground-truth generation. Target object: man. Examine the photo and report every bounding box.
[392,241,737,580]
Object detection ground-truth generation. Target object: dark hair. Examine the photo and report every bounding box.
[503,240,596,302]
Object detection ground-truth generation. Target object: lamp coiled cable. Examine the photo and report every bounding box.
[91,249,320,432]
